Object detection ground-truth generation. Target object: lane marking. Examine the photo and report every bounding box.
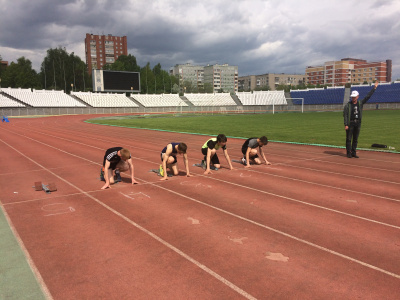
[119,192,151,200]
[2,124,400,281]
[41,203,75,217]
[6,125,399,203]
[0,138,257,300]
[0,205,54,300]
[2,130,400,231]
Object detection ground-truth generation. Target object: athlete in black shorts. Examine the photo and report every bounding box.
[101,147,138,189]
[241,136,271,167]
[201,134,234,174]
[160,142,191,180]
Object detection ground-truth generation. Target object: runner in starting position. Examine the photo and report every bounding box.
[160,142,191,181]
[241,136,271,167]
[201,134,234,174]
[100,147,138,189]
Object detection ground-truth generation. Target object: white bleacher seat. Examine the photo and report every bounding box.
[3,88,86,107]
[0,93,25,107]
[236,91,287,105]
[131,94,187,107]
[184,93,236,106]
[72,92,139,107]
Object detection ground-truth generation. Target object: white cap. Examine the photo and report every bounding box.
[351,90,359,97]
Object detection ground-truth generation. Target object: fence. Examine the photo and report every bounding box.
[1,103,399,117]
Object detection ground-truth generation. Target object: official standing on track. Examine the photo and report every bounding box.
[343,81,379,158]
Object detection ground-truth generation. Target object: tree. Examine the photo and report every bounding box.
[1,57,39,89]
[105,54,140,72]
[203,82,214,93]
[140,63,154,94]
[254,85,270,91]
[40,47,89,93]
[0,54,4,78]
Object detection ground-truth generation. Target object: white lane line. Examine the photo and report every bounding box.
[0,138,257,300]
[7,125,400,203]
[278,162,400,185]
[244,168,400,203]
[0,205,54,300]
[150,182,400,280]
[3,129,400,228]
[2,130,400,281]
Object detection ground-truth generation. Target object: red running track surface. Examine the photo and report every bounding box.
[0,115,399,299]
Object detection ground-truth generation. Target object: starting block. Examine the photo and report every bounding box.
[2,116,9,123]
[149,169,173,177]
[33,182,57,194]
[193,162,218,170]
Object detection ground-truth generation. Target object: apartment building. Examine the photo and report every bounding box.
[204,64,238,93]
[172,63,238,93]
[85,33,128,74]
[238,73,305,91]
[306,58,392,86]
[172,63,204,91]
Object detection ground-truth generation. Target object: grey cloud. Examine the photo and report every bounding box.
[0,0,399,80]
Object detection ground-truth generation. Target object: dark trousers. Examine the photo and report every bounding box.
[346,121,361,154]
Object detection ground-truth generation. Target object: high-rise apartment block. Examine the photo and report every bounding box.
[85,33,128,74]
[204,64,238,93]
[238,73,306,91]
[306,58,392,86]
[172,63,204,91]
[172,63,238,93]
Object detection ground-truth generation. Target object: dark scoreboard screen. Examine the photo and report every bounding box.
[102,70,140,92]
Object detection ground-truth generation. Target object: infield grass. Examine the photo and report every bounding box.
[87,110,400,152]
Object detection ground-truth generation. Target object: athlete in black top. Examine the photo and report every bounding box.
[201,134,234,174]
[101,147,138,189]
[160,142,191,180]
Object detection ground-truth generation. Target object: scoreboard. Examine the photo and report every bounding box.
[92,70,140,92]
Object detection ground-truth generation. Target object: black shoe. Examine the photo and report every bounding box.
[100,168,105,181]
[347,153,352,158]
[115,170,122,182]
[352,153,359,158]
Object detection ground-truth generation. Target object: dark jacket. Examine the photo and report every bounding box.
[343,86,376,126]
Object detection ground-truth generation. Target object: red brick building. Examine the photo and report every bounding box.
[85,33,128,74]
[306,58,392,86]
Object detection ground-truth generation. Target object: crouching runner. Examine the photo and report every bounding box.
[100,147,138,189]
[160,142,191,181]
[241,136,271,167]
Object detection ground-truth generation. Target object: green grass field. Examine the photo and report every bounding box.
[87,110,399,152]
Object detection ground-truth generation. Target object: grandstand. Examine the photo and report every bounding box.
[2,88,86,107]
[184,93,236,106]
[72,92,138,108]
[290,87,345,105]
[350,82,400,103]
[1,84,399,116]
[236,91,287,105]
[0,93,25,107]
[131,94,188,107]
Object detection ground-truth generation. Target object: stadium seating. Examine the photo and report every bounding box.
[236,91,287,105]
[290,87,345,105]
[2,88,86,107]
[131,94,188,107]
[184,93,236,106]
[72,92,138,107]
[350,82,400,103]
[0,93,25,107]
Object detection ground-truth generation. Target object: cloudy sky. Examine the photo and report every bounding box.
[1,0,399,80]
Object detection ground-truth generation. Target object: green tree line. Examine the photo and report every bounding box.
[0,49,179,94]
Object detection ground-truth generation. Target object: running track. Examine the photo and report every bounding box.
[0,114,399,299]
